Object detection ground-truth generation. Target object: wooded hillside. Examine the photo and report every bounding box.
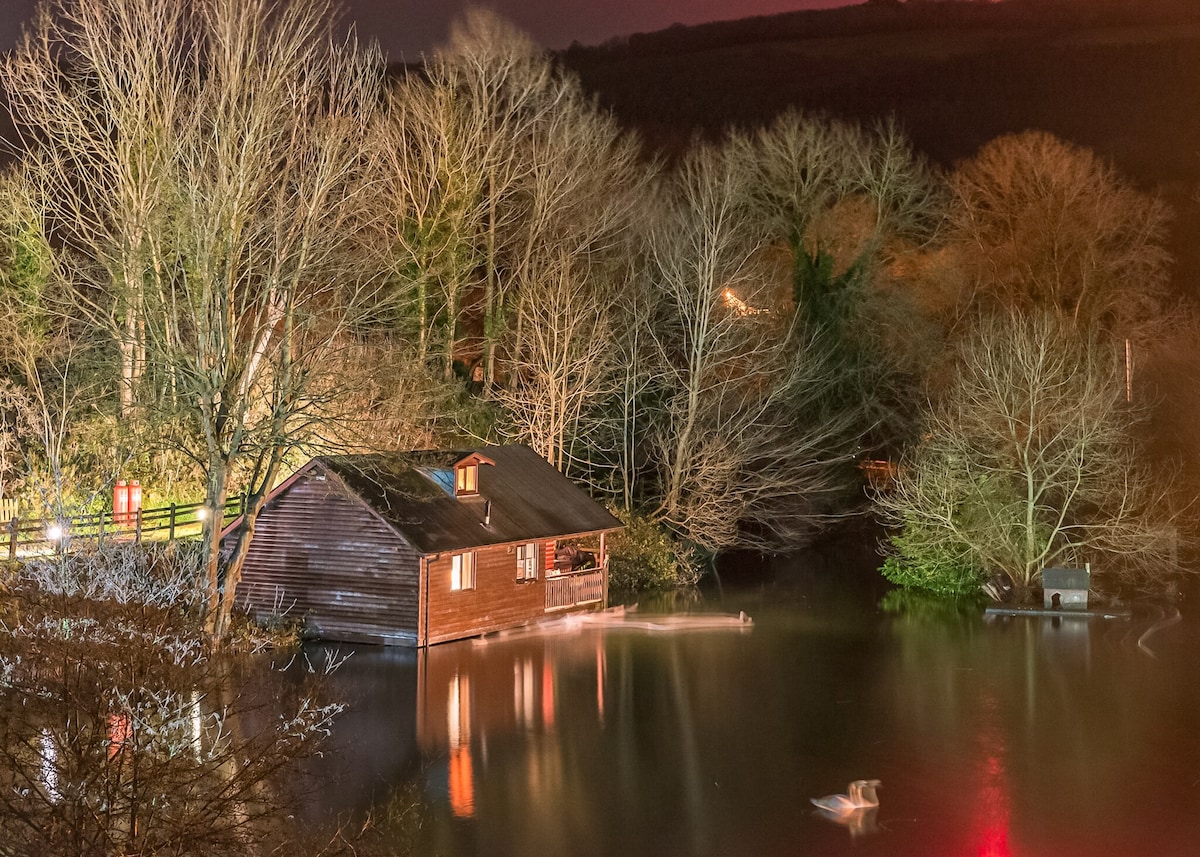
[563,0,1200,297]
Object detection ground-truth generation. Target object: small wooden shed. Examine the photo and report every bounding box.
[1042,567,1090,610]
[222,445,622,646]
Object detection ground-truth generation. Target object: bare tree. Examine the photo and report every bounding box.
[485,69,650,475]
[5,0,389,638]
[878,313,1180,598]
[372,77,488,375]
[493,250,615,474]
[497,73,649,393]
[4,0,194,418]
[945,130,1172,339]
[734,110,942,273]
[642,142,859,552]
[0,166,119,517]
[157,0,385,638]
[736,110,944,448]
[421,9,560,389]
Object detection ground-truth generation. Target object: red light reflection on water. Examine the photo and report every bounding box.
[972,692,1012,857]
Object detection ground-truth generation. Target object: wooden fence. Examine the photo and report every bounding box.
[3,495,246,560]
[544,567,606,612]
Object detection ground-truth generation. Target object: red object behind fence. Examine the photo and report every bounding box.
[113,480,142,526]
[129,481,142,520]
[114,481,128,525]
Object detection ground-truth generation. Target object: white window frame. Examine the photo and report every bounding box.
[451,551,477,591]
[516,542,538,581]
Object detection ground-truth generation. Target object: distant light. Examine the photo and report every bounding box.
[46,523,64,541]
[196,508,209,521]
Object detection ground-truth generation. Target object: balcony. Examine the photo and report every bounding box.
[544,566,605,612]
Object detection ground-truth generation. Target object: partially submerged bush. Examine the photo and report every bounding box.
[22,540,208,612]
[880,522,985,598]
[0,545,346,856]
[606,509,701,595]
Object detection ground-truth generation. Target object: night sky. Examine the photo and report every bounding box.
[1,0,857,60]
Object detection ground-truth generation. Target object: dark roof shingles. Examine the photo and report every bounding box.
[319,445,621,554]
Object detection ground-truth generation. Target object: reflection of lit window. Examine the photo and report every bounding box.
[449,745,475,818]
[516,542,538,581]
[596,642,607,725]
[514,658,535,730]
[455,463,478,496]
[451,552,476,591]
[447,673,475,818]
[448,673,471,747]
[542,660,556,728]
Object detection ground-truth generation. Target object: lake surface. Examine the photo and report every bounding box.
[300,536,1200,857]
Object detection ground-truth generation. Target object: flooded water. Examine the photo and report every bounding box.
[301,538,1200,857]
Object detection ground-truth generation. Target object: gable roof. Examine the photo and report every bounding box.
[1042,567,1091,591]
[308,445,621,554]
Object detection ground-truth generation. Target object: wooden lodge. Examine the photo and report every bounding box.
[223,445,622,646]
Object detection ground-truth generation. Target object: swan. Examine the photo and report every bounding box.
[810,779,881,813]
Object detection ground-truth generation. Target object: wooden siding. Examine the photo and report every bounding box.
[425,542,549,645]
[234,473,421,645]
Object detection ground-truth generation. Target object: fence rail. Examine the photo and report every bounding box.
[544,567,605,612]
[3,496,246,560]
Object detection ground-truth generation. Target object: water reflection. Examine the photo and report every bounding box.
[811,779,882,837]
[813,804,879,837]
[971,691,1011,857]
[305,567,1200,857]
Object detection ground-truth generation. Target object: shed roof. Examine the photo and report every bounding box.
[1042,567,1091,591]
[311,445,622,554]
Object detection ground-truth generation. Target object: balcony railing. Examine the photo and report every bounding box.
[544,566,605,612]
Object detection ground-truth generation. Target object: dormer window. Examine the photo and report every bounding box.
[452,452,494,498]
[455,462,478,496]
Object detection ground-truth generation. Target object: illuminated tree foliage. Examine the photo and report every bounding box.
[944,130,1172,339]
[878,313,1179,598]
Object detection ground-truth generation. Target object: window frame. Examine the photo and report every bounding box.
[451,551,477,591]
[515,542,539,582]
[455,463,479,496]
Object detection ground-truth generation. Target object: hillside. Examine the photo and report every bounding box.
[563,0,1200,298]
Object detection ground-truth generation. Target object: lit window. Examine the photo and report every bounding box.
[516,542,538,581]
[451,552,476,591]
[455,463,478,496]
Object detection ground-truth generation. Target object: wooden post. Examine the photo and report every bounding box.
[599,531,609,609]
[1125,337,1133,403]
[7,517,16,561]
[168,503,177,542]
[135,508,143,544]
[98,510,105,546]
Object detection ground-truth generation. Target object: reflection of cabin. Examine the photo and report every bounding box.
[223,445,622,646]
[416,629,609,818]
[1042,567,1090,610]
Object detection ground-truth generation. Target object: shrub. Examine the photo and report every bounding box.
[606,508,701,595]
[0,544,345,855]
[23,541,207,612]
[880,522,984,597]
